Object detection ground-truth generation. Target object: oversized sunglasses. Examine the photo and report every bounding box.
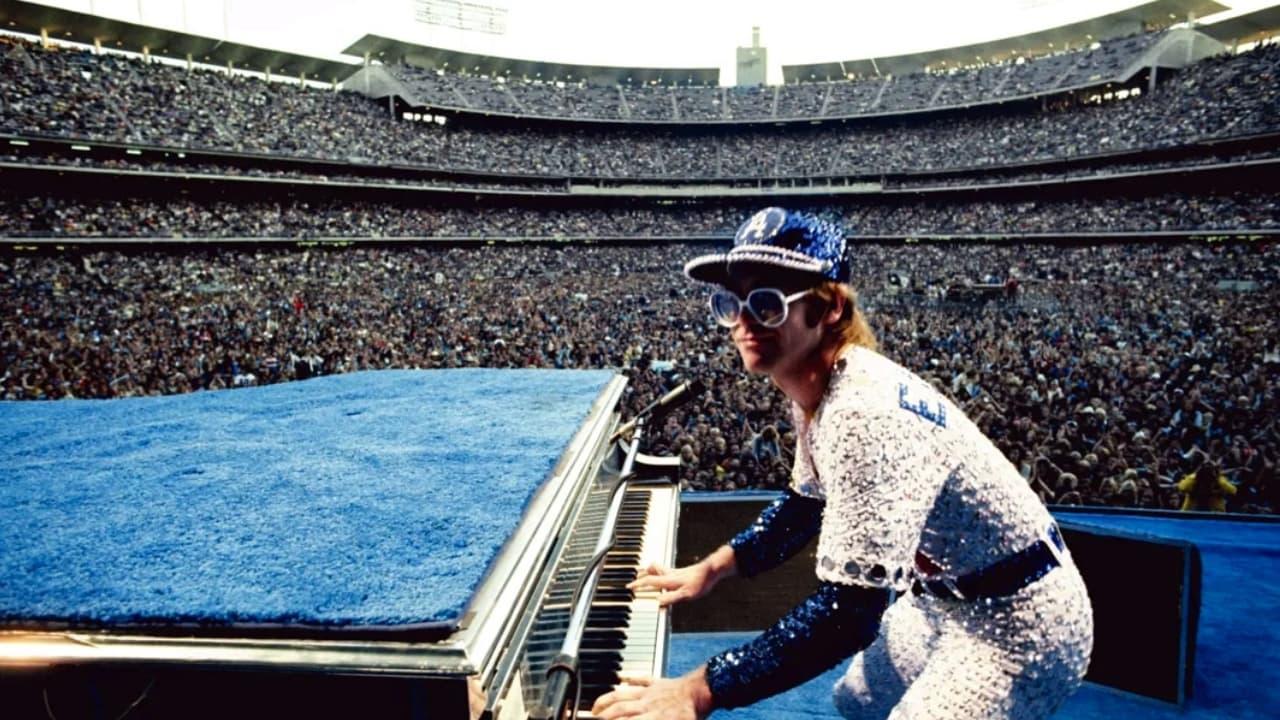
[709,288,813,328]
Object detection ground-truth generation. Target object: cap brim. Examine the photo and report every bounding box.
[682,253,731,284]
[683,245,829,286]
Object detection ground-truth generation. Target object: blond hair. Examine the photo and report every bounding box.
[810,281,877,353]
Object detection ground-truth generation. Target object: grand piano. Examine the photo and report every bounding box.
[0,369,683,719]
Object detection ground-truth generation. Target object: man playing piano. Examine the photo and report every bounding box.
[592,208,1093,720]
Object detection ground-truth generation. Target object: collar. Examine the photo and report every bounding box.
[796,343,862,426]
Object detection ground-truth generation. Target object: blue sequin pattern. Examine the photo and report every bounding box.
[729,491,824,578]
[705,582,890,709]
[733,207,851,283]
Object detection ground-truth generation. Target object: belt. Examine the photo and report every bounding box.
[912,524,1067,602]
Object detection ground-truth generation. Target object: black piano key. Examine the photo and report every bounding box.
[592,589,634,602]
[586,608,631,621]
[579,671,621,685]
[580,680,620,698]
[580,637,626,651]
[577,654,622,672]
[586,609,632,622]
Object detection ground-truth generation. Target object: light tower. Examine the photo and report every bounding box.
[736,26,767,86]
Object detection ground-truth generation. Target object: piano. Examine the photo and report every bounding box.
[0,373,682,719]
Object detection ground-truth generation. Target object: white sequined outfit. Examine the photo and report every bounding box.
[792,346,1093,720]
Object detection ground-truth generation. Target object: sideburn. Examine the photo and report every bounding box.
[802,298,830,329]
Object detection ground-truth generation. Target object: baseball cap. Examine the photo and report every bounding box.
[684,207,850,286]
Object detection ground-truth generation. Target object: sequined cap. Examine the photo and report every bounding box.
[684,207,851,286]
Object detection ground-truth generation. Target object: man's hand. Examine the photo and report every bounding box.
[628,545,736,608]
[591,668,714,720]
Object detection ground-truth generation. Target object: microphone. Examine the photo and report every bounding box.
[611,378,706,441]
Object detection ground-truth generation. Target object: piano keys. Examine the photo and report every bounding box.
[578,485,678,710]
[511,482,679,719]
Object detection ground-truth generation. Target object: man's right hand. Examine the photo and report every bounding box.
[628,545,736,607]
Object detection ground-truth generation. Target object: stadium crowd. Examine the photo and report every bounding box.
[3,241,1276,515]
[883,151,1280,188]
[4,145,1275,195]
[1,37,1277,179]
[1,34,1277,517]
[0,152,569,192]
[2,192,1276,238]
[391,33,1162,120]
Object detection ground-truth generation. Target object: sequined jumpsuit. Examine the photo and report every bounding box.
[705,345,1093,720]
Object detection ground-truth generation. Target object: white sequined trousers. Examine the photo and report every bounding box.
[833,562,1093,720]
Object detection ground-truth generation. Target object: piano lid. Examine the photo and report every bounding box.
[0,369,628,680]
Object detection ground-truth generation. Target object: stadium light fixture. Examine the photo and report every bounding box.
[9,140,29,146]
[70,145,91,151]
[125,149,142,155]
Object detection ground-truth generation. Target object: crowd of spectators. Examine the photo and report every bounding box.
[2,192,1276,238]
[2,32,1277,516]
[3,240,1277,516]
[390,33,1163,121]
[2,37,1277,179]
[883,151,1280,189]
[0,152,569,192]
[5,143,1275,198]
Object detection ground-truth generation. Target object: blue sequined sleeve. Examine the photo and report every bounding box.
[704,582,891,710]
[729,490,824,578]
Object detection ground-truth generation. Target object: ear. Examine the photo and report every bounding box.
[822,291,847,328]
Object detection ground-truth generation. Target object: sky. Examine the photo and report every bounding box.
[26,0,1280,83]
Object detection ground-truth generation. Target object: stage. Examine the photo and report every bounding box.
[2,372,1276,718]
[668,511,1280,720]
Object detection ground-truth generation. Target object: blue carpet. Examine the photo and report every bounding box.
[671,512,1280,719]
[0,369,614,632]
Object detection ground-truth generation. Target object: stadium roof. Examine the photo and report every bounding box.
[781,0,1229,81]
[1199,3,1280,43]
[0,0,359,82]
[342,34,720,86]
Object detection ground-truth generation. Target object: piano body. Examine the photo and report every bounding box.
[0,371,681,719]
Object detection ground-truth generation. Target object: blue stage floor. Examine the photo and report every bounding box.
[669,512,1280,719]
